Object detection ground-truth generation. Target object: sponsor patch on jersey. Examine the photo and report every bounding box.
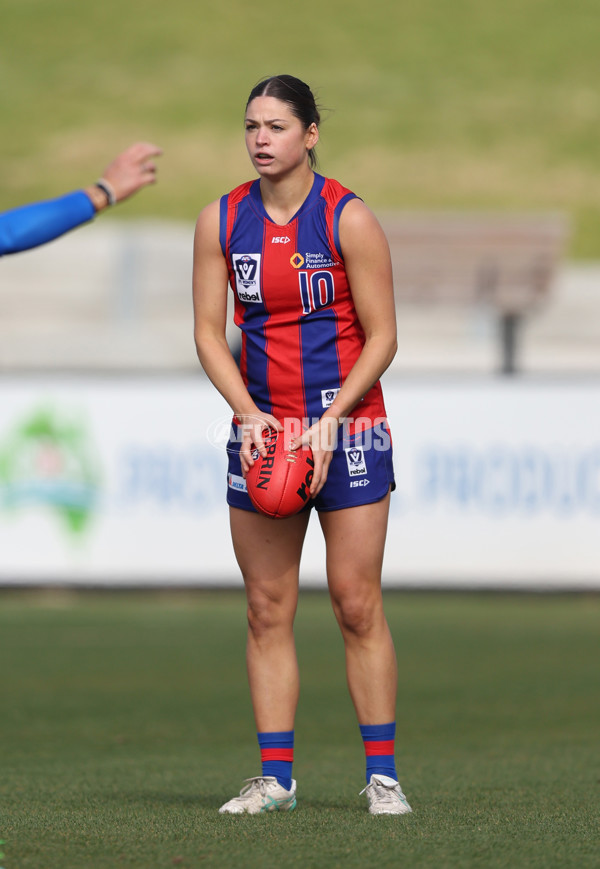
[321,387,340,408]
[228,472,247,492]
[304,252,340,269]
[345,446,367,477]
[272,235,290,244]
[290,253,304,268]
[232,253,262,303]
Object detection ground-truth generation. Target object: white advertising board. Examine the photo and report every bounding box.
[0,377,598,588]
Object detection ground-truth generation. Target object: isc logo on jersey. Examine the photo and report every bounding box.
[345,446,367,477]
[233,253,262,304]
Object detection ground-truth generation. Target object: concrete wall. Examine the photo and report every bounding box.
[1,218,599,374]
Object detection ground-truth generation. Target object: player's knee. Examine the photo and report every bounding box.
[246,587,292,636]
[334,592,382,638]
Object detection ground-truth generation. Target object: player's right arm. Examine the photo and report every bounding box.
[192,201,281,471]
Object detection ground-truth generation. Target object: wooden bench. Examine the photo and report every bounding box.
[377,212,570,373]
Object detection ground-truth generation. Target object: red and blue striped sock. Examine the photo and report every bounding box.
[257,730,294,791]
[359,721,397,783]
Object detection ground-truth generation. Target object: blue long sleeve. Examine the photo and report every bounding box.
[0,190,96,256]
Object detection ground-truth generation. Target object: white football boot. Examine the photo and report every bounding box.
[360,774,412,815]
[219,776,297,814]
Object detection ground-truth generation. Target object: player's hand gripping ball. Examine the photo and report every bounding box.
[246,427,315,519]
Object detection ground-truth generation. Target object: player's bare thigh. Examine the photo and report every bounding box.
[318,490,391,588]
[229,506,311,590]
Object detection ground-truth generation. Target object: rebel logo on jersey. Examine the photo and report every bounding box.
[321,388,340,408]
[233,253,263,303]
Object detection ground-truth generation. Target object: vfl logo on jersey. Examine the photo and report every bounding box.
[233,253,262,303]
[345,446,367,477]
[321,388,340,408]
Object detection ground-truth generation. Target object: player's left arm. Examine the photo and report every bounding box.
[291,198,397,495]
[327,197,398,418]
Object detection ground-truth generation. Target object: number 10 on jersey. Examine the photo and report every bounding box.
[299,270,335,315]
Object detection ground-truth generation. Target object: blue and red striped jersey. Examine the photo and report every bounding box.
[220,173,388,431]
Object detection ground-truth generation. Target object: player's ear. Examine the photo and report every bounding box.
[306,123,319,150]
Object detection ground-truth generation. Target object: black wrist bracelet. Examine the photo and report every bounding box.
[95,178,117,206]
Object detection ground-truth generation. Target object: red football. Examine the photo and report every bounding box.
[246,427,315,519]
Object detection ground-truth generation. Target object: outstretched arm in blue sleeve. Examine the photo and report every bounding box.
[0,141,162,258]
[0,191,95,256]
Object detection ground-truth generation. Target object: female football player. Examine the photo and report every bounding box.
[193,75,411,816]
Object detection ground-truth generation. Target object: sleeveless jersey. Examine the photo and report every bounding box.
[219,173,388,431]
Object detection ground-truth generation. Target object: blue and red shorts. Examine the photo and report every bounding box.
[226,420,395,513]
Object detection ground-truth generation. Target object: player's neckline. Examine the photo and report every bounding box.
[251,173,325,225]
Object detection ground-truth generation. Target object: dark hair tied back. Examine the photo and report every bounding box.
[246,74,320,168]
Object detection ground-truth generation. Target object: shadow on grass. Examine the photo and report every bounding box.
[107,789,363,813]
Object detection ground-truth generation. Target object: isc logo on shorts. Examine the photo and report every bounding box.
[232,253,262,303]
[345,446,367,477]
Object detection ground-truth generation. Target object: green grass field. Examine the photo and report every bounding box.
[1,0,600,255]
[1,590,598,868]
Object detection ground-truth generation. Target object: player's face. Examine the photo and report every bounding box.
[245,96,318,178]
